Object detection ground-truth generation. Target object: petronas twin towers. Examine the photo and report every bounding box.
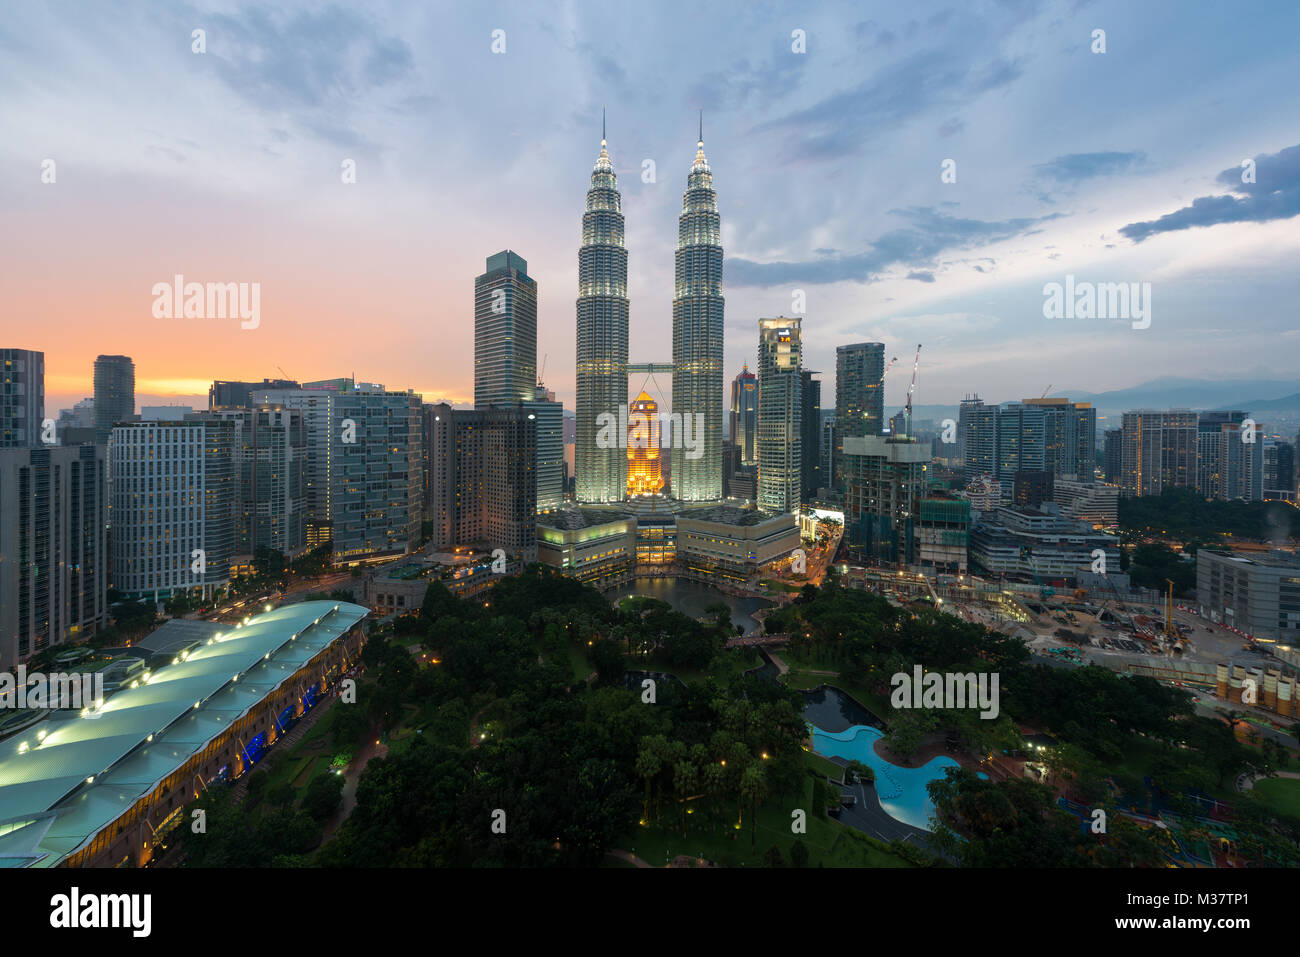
[575,117,724,504]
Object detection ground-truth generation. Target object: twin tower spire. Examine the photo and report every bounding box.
[574,112,725,505]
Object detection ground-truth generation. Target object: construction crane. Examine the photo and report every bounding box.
[1019,546,1054,598]
[904,343,922,438]
[1040,384,1052,398]
[537,354,548,388]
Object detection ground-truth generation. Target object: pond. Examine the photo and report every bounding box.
[607,576,773,635]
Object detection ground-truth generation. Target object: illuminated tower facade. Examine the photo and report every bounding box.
[671,116,724,502]
[575,117,629,503]
[626,391,664,496]
[757,318,802,514]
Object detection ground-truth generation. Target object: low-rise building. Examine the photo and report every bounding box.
[536,509,637,588]
[676,505,800,584]
[1196,550,1300,642]
[969,504,1119,585]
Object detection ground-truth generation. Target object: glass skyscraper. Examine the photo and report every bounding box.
[93,354,134,445]
[757,318,802,514]
[575,125,629,503]
[474,250,537,408]
[834,343,885,490]
[671,124,724,502]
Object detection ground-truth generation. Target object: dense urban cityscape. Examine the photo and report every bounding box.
[1,0,1295,937]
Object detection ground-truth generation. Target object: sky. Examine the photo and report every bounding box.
[2,0,1298,420]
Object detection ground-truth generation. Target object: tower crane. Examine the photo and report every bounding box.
[904,344,922,438]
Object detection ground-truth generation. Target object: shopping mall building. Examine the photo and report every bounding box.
[0,600,367,867]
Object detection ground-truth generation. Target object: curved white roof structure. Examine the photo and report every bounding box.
[0,600,367,867]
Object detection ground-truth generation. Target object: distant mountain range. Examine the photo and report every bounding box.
[1057,377,1300,414]
[905,377,1300,427]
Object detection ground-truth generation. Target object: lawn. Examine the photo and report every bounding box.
[615,774,910,868]
[804,748,844,783]
[1252,777,1300,817]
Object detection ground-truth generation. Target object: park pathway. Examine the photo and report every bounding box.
[606,849,655,868]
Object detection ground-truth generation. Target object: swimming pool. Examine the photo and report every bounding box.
[812,724,973,831]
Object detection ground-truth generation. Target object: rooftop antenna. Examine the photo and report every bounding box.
[602,105,606,146]
[698,108,703,146]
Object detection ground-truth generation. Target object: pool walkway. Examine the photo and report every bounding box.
[820,753,940,850]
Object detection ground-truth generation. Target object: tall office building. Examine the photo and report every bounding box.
[575,124,629,503]
[474,250,538,408]
[1,349,44,448]
[93,355,135,444]
[800,369,821,502]
[525,385,565,512]
[1102,429,1123,484]
[428,403,537,561]
[331,389,423,561]
[1024,397,1096,479]
[109,418,234,597]
[0,445,107,667]
[729,364,758,466]
[671,121,725,502]
[1120,410,1198,497]
[996,403,1048,479]
[626,391,664,496]
[212,407,307,558]
[757,318,802,514]
[834,342,886,489]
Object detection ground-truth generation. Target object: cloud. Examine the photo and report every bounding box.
[907,270,936,283]
[750,46,1025,161]
[1033,151,1147,183]
[1120,144,1300,242]
[728,207,1062,286]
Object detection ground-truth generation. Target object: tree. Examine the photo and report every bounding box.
[740,762,767,849]
[762,844,787,867]
[303,770,345,821]
[790,838,810,867]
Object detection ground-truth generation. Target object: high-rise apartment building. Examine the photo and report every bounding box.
[255,388,339,546]
[841,433,929,566]
[575,125,630,504]
[729,365,758,466]
[800,369,821,503]
[1103,429,1123,484]
[819,409,835,497]
[834,342,886,489]
[212,407,307,558]
[330,389,422,561]
[109,418,235,596]
[671,125,725,503]
[209,379,300,410]
[427,403,537,561]
[1264,439,1295,501]
[757,318,802,514]
[1197,411,1263,502]
[962,397,998,483]
[1120,410,1198,496]
[1,348,44,448]
[474,250,538,408]
[93,355,135,445]
[0,445,107,667]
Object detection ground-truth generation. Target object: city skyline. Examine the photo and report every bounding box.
[6,1,1298,419]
